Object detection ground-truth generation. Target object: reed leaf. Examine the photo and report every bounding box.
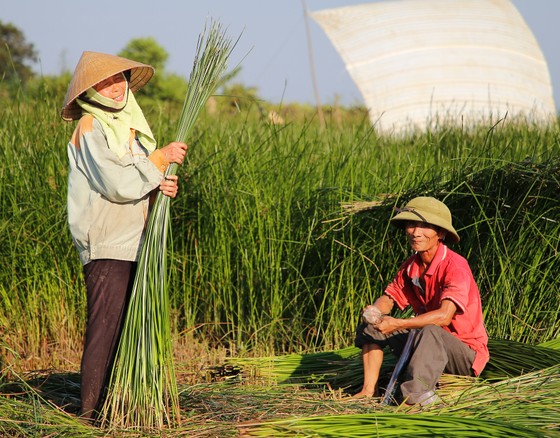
[539,337,560,350]
[100,19,238,430]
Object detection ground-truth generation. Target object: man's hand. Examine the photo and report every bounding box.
[373,316,401,334]
[362,305,383,325]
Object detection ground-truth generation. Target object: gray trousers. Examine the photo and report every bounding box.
[401,325,475,403]
[81,259,136,420]
[355,323,475,402]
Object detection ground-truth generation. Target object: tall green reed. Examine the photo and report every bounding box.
[172,119,559,353]
[0,90,82,370]
[1,72,559,374]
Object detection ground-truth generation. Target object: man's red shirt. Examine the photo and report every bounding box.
[385,242,490,375]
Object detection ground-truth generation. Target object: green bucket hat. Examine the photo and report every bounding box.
[390,196,460,243]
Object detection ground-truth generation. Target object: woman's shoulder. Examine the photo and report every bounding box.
[70,114,104,148]
[75,114,98,133]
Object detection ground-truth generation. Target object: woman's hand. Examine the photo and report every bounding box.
[159,175,179,198]
[160,142,188,165]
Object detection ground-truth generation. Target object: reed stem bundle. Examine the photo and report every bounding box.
[100,19,237,430]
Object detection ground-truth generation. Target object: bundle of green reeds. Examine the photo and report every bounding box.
[100,20,238,430]
[240,413,549,437]
[239,365,560,436]
[228,337,560,388]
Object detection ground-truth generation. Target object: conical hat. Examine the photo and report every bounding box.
[61,51,154,121]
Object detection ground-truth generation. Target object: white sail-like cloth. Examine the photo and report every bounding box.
[312,0,556,134]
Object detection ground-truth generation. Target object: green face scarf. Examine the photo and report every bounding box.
[76,76,157,158]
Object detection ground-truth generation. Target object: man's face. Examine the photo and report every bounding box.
[404,220,446,254]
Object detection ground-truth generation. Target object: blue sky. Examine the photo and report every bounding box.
[2,1,559,109]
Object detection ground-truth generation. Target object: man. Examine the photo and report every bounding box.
[354,196,489,405]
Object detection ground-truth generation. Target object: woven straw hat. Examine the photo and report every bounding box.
[61,51,154,121]
[390,196,460,243]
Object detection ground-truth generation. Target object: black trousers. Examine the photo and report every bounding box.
[80,259,136,420]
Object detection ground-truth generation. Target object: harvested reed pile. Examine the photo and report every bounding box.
[234,345,560,437]
[227,337,560,388]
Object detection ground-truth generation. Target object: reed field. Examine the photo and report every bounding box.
[1,83,559,436]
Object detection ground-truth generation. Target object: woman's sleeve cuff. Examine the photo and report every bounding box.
[148,149,169,173]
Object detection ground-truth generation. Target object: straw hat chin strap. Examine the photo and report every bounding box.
[393,207,428,223]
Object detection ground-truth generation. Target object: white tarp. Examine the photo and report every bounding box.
[312,0,556,134]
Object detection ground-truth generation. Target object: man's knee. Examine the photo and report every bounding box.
[414,325,448,353]
[416,324,444,343]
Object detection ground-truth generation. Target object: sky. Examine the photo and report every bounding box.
[2,1,559,110]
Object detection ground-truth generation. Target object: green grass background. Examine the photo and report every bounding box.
[1,89,558,370]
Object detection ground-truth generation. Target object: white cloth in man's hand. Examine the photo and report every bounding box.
[362,305,383,325]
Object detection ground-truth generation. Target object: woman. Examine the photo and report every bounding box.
[61,51,188,420]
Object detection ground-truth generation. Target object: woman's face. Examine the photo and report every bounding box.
[93,73,127,103]
[404,221,446,254]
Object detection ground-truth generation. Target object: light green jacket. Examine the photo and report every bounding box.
[67,114,169,265]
